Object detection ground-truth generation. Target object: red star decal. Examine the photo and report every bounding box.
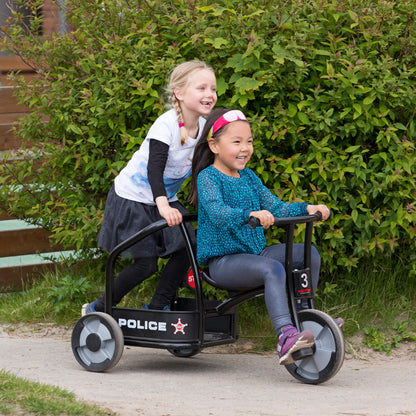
[171,318,188,335]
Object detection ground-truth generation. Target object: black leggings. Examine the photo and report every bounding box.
[95,248,189,311]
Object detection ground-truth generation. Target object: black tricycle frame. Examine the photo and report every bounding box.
[71,213,345,384]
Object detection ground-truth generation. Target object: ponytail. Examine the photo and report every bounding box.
[188,108,231,206]
[188,140,214,205]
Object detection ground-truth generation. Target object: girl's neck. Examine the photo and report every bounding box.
[212,162,241,178]
[182,114,200,139]
[186,124,200,139]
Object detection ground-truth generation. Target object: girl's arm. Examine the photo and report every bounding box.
[245,169,308,217]
[252,172,329,220]
[148,139,168,198]
[148,139,183,227]
[259,186,308,217]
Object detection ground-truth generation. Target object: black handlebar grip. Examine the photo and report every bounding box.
[314,210,332,221]
[248,216,261,229]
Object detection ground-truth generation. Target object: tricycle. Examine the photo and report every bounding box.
[71,213,344,384]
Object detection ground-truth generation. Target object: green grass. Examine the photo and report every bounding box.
[320,254,416,335]
[0,262,103,324]
[0,258,171,324]
[0,370,116,416]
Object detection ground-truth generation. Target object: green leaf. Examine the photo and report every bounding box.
[288,103,297,118]
[143,97,155,108]
[234,77,262,93]
[297,112,310,125]
[216,77,228,96]
[363,96,375,106]
[340,108,351,118]
[345,145,361,153]
[67,124,83,135]
[291,173,299,186]
[208,37,228,49]
[315,49,331,56]
[351,209,358,223]
[353,103,362,114]
[394,123,407,130]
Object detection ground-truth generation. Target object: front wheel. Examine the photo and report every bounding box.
[71,312,124,372]
[285,309,345,384]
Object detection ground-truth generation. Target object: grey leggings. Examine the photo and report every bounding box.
[208,244,320,337]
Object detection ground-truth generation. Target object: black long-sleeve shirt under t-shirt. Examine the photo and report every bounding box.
[147,139,170,201]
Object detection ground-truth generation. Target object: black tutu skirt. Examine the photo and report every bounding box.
[97,185,195,258]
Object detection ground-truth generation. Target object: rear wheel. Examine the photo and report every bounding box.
[71,312,124,372]
[167,347,200,358]
[285,309,345,384]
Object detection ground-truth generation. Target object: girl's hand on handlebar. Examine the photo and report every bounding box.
[156,196,183,227]
[307,204,330,221]
[160,206,183,227]
[249,210,274,229]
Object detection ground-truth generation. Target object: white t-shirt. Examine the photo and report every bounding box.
[115,109,206,204]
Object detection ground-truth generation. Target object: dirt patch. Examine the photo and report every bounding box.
[345,333,416,362]
[0,322,72,340]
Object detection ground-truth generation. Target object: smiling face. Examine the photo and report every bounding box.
[209,120,253,177]
[174,68,217,119]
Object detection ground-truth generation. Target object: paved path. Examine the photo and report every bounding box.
[1,331,416,416]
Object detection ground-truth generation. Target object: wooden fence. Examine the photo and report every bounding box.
[0,56,66,291]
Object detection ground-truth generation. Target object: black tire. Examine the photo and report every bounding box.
[71,312,124,372]
[167,348,200,358]
[285,309,345,384]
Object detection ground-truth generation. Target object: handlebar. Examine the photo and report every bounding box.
[248,212,324,229]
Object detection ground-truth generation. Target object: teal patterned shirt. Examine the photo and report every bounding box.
[196,166,309,265]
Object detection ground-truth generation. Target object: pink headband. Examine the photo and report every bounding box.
[211,110,247,135]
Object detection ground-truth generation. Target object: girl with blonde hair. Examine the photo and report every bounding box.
[83,60,217,314]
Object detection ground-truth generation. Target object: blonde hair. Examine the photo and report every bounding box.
[167,60,214,145]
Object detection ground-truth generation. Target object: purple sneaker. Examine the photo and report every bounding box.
[277,326,315,365]
[334,317,344,328]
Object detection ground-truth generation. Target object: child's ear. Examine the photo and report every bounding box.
[208,138,218,154]
[174,87,183,101]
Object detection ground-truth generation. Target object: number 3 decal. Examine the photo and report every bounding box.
[301,273,309,288]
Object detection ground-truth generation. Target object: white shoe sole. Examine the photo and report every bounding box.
[279,333,315,365]
[81,303,89,317]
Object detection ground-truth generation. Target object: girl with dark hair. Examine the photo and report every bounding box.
[189,108,342,365]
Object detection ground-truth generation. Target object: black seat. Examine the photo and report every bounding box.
[201,270,263,297]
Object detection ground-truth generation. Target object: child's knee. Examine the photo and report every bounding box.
[265,261,286,283]
[311,246,321,267]
[132,257,158,277]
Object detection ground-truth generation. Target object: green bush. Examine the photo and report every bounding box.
[1,0,416,274]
